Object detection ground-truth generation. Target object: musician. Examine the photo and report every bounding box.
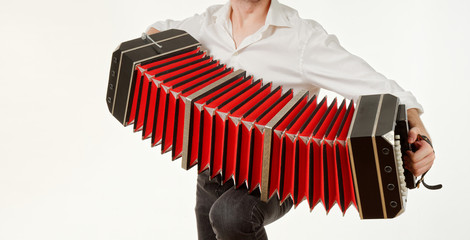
[147,0,435,239]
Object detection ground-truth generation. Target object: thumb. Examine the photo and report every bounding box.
[408,127,419,144]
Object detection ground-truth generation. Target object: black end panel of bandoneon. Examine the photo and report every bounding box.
[107,29,200,125]
[107,30,184,123]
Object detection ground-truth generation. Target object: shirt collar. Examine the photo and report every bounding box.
[213,0,292,28]
[266,0,292,28]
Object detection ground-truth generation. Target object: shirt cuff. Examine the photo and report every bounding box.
[392,91,424,115]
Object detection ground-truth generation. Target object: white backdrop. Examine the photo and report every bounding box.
[1,0,468,239]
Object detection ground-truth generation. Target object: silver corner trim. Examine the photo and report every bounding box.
[255,123,265,133]
[195,102,204,111]
[217,111,229,121]
[242,120,254,130]
[286,132,296,142]
[229,115,242,125]
[382,130,395,146]
[171,90,180,99]
[299,136,309,144]
[206,107,216,116]
[162,85,171,93]
[274,129,283,138]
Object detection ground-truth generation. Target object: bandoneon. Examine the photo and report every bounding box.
[106,29,416,219]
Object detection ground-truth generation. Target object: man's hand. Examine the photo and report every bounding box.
[147,27,160,35]
[404,108,435,177]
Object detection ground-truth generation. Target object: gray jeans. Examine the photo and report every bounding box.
[195,170,293,240]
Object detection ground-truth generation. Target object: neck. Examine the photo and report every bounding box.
[230,0,270,28]
[229,0,271,48]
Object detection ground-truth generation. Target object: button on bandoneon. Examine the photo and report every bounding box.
[382,147,390,155]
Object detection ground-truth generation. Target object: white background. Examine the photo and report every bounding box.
[0,0,468,239]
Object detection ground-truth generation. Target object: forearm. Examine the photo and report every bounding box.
[407,108,431,141]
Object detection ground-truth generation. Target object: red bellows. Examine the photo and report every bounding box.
[120,41,358,214]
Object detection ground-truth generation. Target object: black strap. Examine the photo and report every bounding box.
[417,171,442,190]
[415,134,442,190]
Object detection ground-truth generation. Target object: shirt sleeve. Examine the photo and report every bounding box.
[300,23,424,114]
[146,13,206,39]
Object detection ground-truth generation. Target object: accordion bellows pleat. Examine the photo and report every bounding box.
[106,29,414,219]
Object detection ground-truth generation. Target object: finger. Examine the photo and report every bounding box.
[412,158,435,177]
[408,151,435,172]
[408,127,420,144]
[407,152,435,177]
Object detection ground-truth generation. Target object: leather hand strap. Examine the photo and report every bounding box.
[415,134,442,190]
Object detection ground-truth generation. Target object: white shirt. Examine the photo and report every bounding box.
[148,0,423,113]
